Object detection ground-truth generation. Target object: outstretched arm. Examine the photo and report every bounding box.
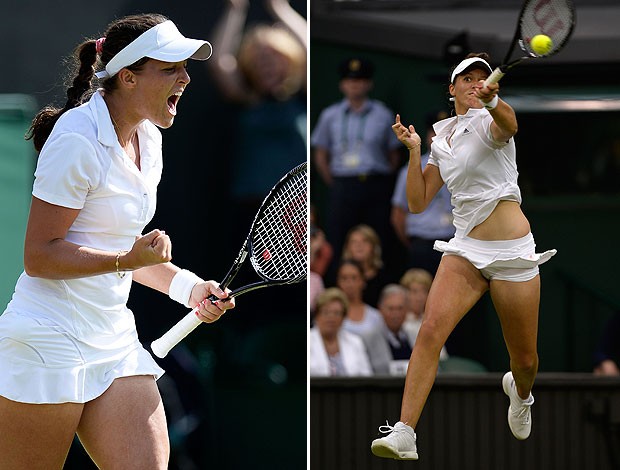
[476,82,518,143]
[265,0,307,49]
[209,0,251,102]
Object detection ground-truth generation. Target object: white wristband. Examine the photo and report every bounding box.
[480,94,499,110]
[169,269,203,308]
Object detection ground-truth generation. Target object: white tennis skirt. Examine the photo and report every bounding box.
[434,232,557,281]
[0,310,164,404]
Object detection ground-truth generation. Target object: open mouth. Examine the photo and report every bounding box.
[167,92,181,116]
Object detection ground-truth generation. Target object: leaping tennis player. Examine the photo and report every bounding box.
[0,14,234,469]
[371,53,556,460]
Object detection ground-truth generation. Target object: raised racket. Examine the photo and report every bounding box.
[151,162,307,358]
[484,0,575,86]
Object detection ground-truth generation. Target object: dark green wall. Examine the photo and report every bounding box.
[312,375,620,470]
[0,95,36,307]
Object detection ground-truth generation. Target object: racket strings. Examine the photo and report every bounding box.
[250,168,307,282]
[520,0,574,56]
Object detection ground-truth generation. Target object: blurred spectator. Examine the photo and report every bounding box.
[311,57,401,274]
[210,0,306,103]
[309,272,324,318]
[341,224,391,307]
[309,223,326,315]
[399,268,448,360]
[334,258,390,375]
[391,110,454,275]
[377,284,414,375]
[593,312,620,376]
[336,259,383,337]
[209,0,307,227]
[310,203,333,278]
[310,288,373,377]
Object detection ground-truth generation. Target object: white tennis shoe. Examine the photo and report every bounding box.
[371,421,418,460]
[502,371,535,440]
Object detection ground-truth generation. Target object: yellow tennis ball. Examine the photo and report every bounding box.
[530,34,553,55]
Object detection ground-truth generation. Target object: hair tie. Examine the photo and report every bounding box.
[95,37,106,54]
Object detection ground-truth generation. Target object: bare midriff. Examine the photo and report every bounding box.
[467,200,531,241]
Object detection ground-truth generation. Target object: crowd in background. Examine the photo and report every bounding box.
[309,56,457,377]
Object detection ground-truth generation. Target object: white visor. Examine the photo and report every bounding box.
[95,20,212,79]
[450,57,492,83]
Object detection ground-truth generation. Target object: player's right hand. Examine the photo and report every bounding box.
[126,229,172,269]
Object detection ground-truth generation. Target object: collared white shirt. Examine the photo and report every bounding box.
[428,108,521,238]
[309,328,373,377]
[7,91,163,349]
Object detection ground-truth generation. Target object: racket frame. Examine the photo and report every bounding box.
[484,0,575,86]
[151,162,307,358]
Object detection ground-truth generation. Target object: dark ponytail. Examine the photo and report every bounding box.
[26,40,98,152]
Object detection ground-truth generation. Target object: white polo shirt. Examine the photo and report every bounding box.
[6,90,163,349]
[428,108,521,238]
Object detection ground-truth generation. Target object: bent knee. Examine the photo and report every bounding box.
[416,319,450,352]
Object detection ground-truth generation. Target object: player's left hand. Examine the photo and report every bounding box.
[392,114,422,150]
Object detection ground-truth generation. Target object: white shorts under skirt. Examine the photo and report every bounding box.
[434,232,557,282]
[0,310,164,404]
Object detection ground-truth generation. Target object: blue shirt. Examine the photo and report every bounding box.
[391,153,455,240]
[311,98,401,176]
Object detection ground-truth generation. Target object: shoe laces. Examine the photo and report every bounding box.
[511,402,532,425]
[378,420,395,434]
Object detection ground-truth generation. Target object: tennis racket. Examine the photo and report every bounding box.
[484,0,575,86]
[151,162,307,358]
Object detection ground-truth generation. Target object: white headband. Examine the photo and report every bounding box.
[95,20,212,79]
[450,57,492,83]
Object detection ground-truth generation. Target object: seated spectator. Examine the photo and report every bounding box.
[336,259,383,337]
[310,288,373,377]
[399,268,448,360]
[310,204,333,278]
[377,285,414,376]
[593,312,620,376]
[341,224,390,307]
[309,270,324,317]
[336,259,389,375]
[310,222,326,316]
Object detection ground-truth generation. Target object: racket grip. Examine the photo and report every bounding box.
[484,67,505,87]
[151,308,202,358]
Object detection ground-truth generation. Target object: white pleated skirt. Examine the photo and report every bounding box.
[0,310,164,404]
[434,232,557,281]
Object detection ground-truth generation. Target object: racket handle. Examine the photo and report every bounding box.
[484,67,505,87]
[151,308,202,358]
